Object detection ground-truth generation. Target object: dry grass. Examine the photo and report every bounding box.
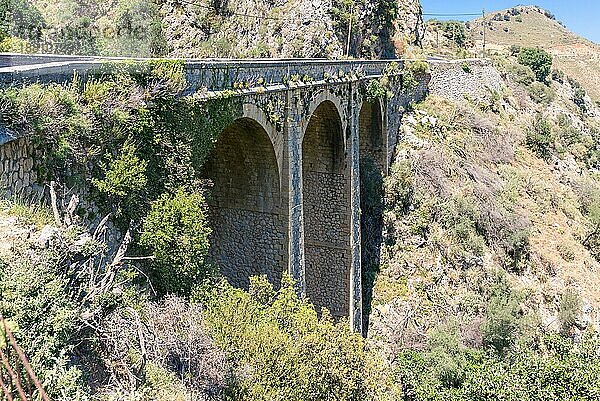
[468,6,600,101]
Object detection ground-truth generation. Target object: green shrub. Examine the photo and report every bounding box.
[438,195,486,259]
[93,141,148,206]
[525,114,554,159]
[551,68,565,83]
[517,47,552,82]
[573,85,587,113]
[583,196,600,260]
[140,188,213,296]
[506,62,535,86]
[527,81,555,104]
[558,289,582,334]
[366,79,388,101]
[3,0,45,43]
[384,160,413,215]
[98,0,167,57]
[394,334,600,400]
[200,275,380,401]
[482,286,522,353]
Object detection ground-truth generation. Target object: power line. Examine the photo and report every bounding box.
[423,13,481,17]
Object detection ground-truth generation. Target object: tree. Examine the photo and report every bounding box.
[442,21,467,48]
[517,47,552,82]
[0,0,10,40]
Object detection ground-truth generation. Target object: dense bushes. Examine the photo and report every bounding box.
[442,21,467,48]
[394,334,600,400]
[526,81,555,104]
[200,276,384,401]
[140,188,213,296]
[517,47,552,82]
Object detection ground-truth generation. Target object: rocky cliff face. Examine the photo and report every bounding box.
[160,0,424,58]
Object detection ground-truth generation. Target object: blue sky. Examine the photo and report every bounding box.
[420,1,600,43]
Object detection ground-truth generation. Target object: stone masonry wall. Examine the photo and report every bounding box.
[428,59,504,102]
[302,100,351,317]
[204,118,286,290]
[0,136,44,198]
[359,100,385,171]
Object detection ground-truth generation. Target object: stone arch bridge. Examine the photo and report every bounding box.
[0,55,432,332]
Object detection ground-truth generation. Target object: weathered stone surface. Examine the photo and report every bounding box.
[428,59,504,102]
[303,100,351,317]
[0,136,44,199]
[204,118,287,290]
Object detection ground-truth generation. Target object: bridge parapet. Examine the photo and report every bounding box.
[0,54,404,94]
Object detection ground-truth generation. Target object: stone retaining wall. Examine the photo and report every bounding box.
[428,59,503,102]
[0,136,44,198]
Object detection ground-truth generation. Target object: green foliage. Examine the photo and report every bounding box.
[0,0,8,40]
[330,0,355,30]
[384,159,413,215]
[482,283,523,353]
[408,60,429,75]
[98,0,167,57]
[506,63,536,86]
[52,16,98,55]
[526,81,555,104]
[583,194,600,260]
[517,47,553,82]
[0,229,115,399]
[140,188,213,296]
[558,289,582,334]
[525,113,554,159]
[442,21,467,48]
[0,195,53,227]
[1,0,45,44]
[93,141,148,209]
[395,334,600,400]
[402,60,429,94]
[460,62,471,73]
[437,195,486,259]
[0,62,232,228]
[366,79,388,101]
[200,275,379,401]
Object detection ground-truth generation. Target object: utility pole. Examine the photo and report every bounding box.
[482,9,486,55]
[346,4,354,57]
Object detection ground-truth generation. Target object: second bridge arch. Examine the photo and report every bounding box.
[302,99,351,318]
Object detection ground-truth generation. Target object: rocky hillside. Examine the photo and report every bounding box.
[0,0,423,58]
[367,45,600,388]
[468,6,600,101]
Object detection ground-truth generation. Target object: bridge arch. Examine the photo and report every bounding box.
[302,90,348,145]
[358,97,386,331]
[203,115,286,290]
[302,99,351,318]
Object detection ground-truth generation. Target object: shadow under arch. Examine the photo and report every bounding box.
[358,98,386,335]
[302,99,351,318]
[203,117,286,290]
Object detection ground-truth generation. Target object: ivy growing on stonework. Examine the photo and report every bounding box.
[0,59,240,228]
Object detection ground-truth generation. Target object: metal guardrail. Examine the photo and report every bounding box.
[0,315,49,401]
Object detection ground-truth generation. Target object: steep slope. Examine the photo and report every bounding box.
[468,6,600,101]
[3,0,423,58]
[368,55,600,371]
